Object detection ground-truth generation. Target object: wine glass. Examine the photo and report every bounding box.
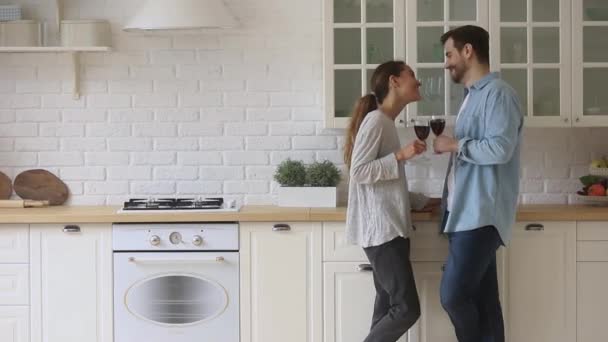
[429,115,446,154]
[410,118,430,163]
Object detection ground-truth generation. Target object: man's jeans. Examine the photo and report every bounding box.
[363,236,421,342]
[440,226,505,342]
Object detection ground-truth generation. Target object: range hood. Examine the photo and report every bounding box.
[124,0,237,31]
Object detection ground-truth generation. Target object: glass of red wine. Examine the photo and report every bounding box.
[430,115,446,154]
[412,118,430,163]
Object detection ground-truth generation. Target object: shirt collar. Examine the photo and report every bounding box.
[469,72,498,91]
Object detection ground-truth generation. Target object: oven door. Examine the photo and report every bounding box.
[113,252,239,342]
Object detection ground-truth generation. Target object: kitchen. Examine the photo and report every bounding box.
[0,0,608,342]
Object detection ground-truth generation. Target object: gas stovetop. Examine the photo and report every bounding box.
[117,197,239,213]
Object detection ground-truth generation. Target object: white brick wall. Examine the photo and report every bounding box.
[0,0,603,206]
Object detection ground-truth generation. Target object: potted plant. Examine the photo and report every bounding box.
[274,159,341,207]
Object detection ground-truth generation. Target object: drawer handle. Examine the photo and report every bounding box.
[412,224,417,231]
[63,225,81,233]
[272,223,291,232]
[358,264,373,272]
[525,223,544,231]
[441,263,446,272]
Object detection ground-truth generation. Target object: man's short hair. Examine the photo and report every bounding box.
[440,25,490,65]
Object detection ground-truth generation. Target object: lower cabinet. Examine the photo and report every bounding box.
[29,223,113,342]
[323,262,408,342]
[0,306,29,342]
[240,222,323,342]
[504,222,576,342]
[577,221,608,342]
[0,225,29,342]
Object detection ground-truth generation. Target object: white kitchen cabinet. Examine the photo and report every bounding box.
[405,0,488,124]
[409,262,456,342]
[323,0,406,128]
[0,306,29,342]
[29,223,112,342]
[240,222,322,342]
[489,0,572,127]
[324,262,408,342]
[577,221,608,342]
[572,0,608,126]
[503,221,576,342]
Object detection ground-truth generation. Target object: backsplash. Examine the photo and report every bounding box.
[0,0,604,206]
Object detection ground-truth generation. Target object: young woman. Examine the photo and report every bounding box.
[344,60,440,342]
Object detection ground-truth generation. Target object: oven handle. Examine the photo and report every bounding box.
[127,256,226,264]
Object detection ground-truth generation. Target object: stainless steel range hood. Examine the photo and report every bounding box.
[123,0,237,32]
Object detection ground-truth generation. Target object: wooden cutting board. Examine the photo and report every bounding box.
[0,171,12,199]
[14,169,69,205]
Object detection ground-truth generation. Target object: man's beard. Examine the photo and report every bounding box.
[449,66,465,83]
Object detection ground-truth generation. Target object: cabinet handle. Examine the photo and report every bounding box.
[272,223,291,232]
[358,264,373,272]
[441,263,446,272]
[63,225,81,233]
[525,223,544,231]
[412,224,417,231]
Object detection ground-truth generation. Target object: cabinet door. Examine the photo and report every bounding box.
[240,222,322,342]
[0,307,29,342]
[409,262,457,342]
[406,0,488,124]
[324,262,408,342]
[504,222,576,342]
[30,224,113,342]
[490,0,571,127]
[323,0,406,128]
[573,0,608,126]
[577,262,608,342]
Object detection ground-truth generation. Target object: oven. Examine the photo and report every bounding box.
[113,222,239,342]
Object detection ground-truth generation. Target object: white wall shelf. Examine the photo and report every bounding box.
[0,47,111,100]
[0,46,110,52]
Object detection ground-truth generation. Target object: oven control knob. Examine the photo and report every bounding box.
[149,235,161,246]
[169,232,182,245]
[192,235,203,246]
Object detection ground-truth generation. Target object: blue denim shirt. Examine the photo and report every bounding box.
[440,72,523,245]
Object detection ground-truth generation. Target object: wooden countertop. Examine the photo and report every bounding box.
[0,204,606,224]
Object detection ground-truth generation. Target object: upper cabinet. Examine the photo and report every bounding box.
[406,0,488,125]
[572,0,608,126]
[324,0,606,128]
[490,0,571,127]
[323,0,406,128]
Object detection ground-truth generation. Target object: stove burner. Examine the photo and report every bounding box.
[123,197,225,210]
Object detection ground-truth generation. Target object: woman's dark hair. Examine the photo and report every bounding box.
[440,25,490,65]
[344,60,407,168]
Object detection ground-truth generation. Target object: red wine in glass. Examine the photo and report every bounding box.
[414,125,430,140]
[430,118,445,136]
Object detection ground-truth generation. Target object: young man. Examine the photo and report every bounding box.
[433,25,523,342]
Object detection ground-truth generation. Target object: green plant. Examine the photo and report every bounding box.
[274,159,306,186]
[306,160,341,187]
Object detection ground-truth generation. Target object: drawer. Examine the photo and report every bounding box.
[0,264,29,305]
[578,241,608,261]
[577,222,608,241]
[323,222,366,261]
[0,226,29,263]
[322,222,448,262]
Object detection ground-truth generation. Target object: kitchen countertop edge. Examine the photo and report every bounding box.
[0,205,606,224]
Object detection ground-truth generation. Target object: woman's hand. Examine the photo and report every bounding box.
[395,140,426,161]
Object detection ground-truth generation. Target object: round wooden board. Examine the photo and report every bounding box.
[14,169,69,205]
[0,171,12,199]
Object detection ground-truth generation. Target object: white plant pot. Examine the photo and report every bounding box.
[278,187,337,207]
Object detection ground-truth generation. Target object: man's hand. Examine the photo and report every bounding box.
[395,140,427,161]
[433,135,459,154]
